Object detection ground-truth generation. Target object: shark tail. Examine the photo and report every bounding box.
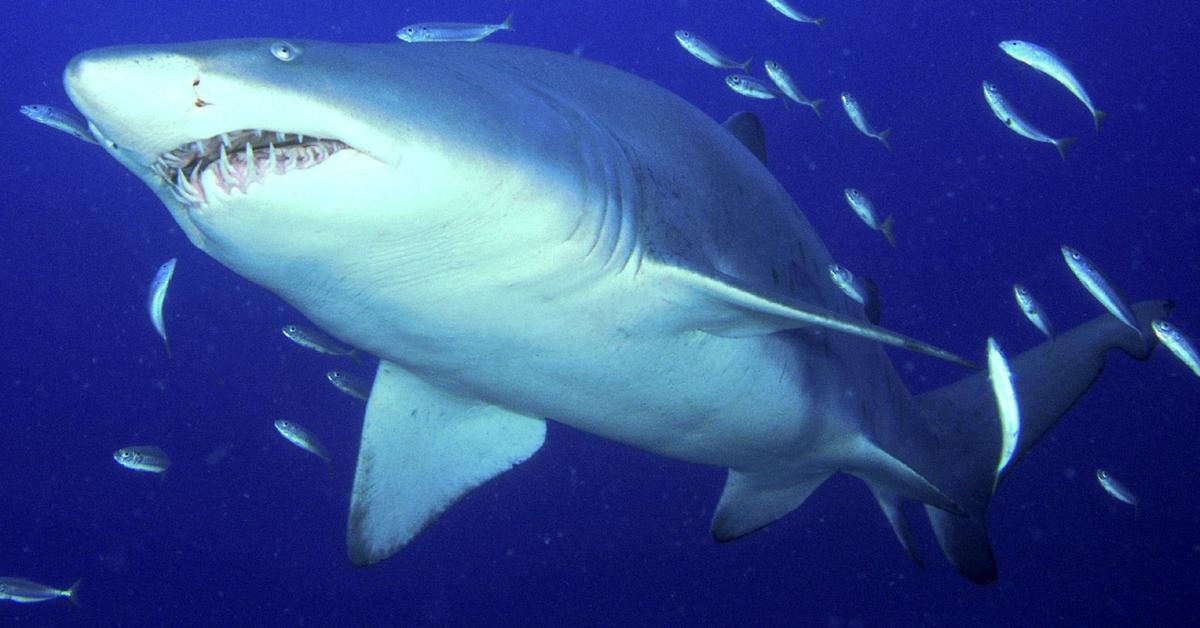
[895,299,1171,583]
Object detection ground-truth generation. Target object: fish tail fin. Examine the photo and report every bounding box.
[878,128,893,152]
[881,214,896,248]
[739,57,753,72]
[1093,109,1107,131]
[66,578,83,606]
[809,98,825,119]
[1054,137,1077,160]
[163,338,172,360]
[899,300,1171,583]
[349,349,364,365]
[500,11,515,31]
[814,16,827,29]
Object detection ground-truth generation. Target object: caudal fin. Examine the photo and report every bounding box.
[1093,109,1107,132]
[910,300,1171,583]
[1054,137,1077,161]
[808,98,825,120]
[65,578,83,607]
[499,11,515,31]
[877,128,893,152]
[880,214,896,249]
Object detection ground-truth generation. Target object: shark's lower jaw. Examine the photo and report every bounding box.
[151,129,350,205]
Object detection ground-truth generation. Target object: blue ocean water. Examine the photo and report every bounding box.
[2,0,1198,625]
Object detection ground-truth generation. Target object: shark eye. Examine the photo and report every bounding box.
[271,41,300,62]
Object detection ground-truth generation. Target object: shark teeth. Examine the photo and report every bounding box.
[153,128,348,205]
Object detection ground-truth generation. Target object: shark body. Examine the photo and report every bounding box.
[61,39,1167,582]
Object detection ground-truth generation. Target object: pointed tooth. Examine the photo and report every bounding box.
[297,133,306,144]
[276,131,286,143]
[219,144,231,169]
[221,132,231,148]
[244,142,256,180]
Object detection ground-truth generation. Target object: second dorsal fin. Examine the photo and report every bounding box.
[722,111,767,164]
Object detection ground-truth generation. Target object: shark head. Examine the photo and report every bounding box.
[64,39,594,357]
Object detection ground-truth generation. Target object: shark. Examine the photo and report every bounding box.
[58,38,1169,583]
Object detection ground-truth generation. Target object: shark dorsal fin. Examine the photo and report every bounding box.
[722,111,768,164]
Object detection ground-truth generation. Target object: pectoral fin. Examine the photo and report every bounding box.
[347,361,546,565]
[668,267,975,368]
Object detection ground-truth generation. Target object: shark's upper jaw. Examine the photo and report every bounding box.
[151,128,349,206]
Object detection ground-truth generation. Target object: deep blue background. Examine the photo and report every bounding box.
[3,1,1198,625]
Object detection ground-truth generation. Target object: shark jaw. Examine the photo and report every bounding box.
[151,129,349,207]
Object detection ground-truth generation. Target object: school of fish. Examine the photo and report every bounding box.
[7,0,1198,608]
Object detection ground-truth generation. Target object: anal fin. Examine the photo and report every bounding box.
[867,485,924,568]
[711,469,831,542]
[347,361,546,565]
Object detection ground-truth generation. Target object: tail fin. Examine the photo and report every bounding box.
[877,128,893,152]
[880,214,896,248]
[911,300,1171,583]
[814,17,827,29]
[65,578,83,607]
[738,57,753,72]
[500,11,515,31]
[808,98,824,120]
[1093,109,1107,131]
[1054,137,1077,160]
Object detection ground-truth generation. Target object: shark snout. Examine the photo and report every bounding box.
[64,46,202,155]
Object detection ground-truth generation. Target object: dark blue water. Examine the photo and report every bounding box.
[3,1,1198,625]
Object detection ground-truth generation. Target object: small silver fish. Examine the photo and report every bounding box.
[19,104,98,145]
[1013,284,1054,338]
[1152,320,1200,377]
[983,81,1076,160]
[999,40,1106,130]
[987,338,1021,484]
[396,12,513,43]
[113,445,171,475]
[327,370,371,400]
[281,324,358,360]
[764,0,825,27]
[674,30,750,70]
[0,577,81,606]
[1096,469,1138,508]
[840,92,892,151]
[764,61,824,118]
[828,264,881,324]
[843,188,895,248]
[725,75,777,100]
[148,258,177,358]
[274,420,331,467]
[828,264,865,304]
[1060,246,1141,336]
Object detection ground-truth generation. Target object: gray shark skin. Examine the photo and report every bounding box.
[59,39,1168,582]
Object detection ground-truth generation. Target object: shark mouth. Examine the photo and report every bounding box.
[152,129,349,205]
